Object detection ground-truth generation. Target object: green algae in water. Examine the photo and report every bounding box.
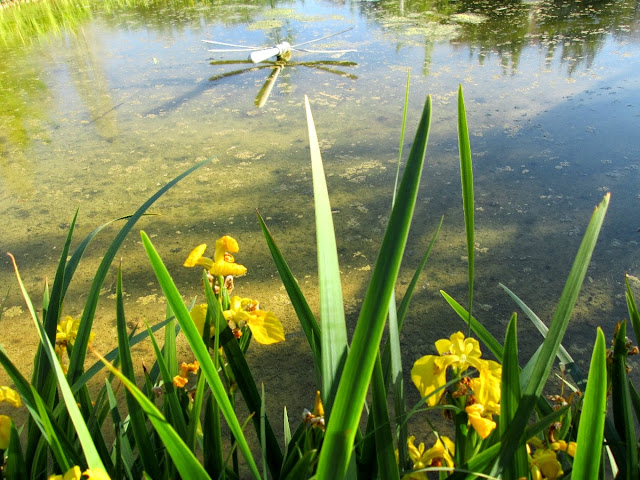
[247,19,284,31]
[451,13,489,25]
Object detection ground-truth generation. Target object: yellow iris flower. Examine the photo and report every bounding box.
[55,316,96,374]
[465,359,501,439]
[190,299,285,345]
[0,386,22,408]
[529,448,564,480]
[184,236,247,277]
[173,361,200,388]
[56,316,96,351]
[400,435,455,479]
[223,296,285,345]
[411,332,485,406]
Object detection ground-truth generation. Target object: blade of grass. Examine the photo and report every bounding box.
[572,328,607,477]
[145,322,188,440]
[611,320,637,478]
[499,283,585,391]
[261,384,267,480]
[305,95,348,415]
[5,418,27,479]
[67,157,212,385]
[8,253,107,473]
[457,85,475,331]
[140,231,261,479]
[115,265,163,479]
[500,314,528,479]
[35,209,78,393]
[0,346,82,467]
[362,217,443,472]
[626,274,640,345]
[387,71,412,468]
[500,193,610,463]
[316,94,432,479]
[257,211,322,384]
[371,356,400,480]
[203,392,224,478]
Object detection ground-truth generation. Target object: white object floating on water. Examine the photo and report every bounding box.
[202,27,357,63]
[249,42,292,63]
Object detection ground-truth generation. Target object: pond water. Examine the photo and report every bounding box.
[1,0,640,435]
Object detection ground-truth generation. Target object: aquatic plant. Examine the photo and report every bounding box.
[0,84,637,480]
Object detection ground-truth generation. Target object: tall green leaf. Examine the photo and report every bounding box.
[457,85,475,328]
[5,418,27,479]
[611,320,637,478]
[626,274,640,345]
[257,211,322,385]
[8,253,107,474]
[499,283,586,391]
[145,323,188,440]
[140,232,261,479]
[115,266,164,479]
[573,328,607,477]
[387,71,412,469]
[305,95,348,415]
[315,95,432,479]
[500,314,528,479]
[500,193,610,462]
[371,356,400,480]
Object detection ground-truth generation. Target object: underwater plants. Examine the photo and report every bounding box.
[0,84,637,479]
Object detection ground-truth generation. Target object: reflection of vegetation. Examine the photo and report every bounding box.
[0,0,290,48]
[365,0,639,74]
[0,60,47,152]
[0,0,92,47]
[208,57,357,108]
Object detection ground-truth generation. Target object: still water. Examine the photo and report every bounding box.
[1,0,639,428]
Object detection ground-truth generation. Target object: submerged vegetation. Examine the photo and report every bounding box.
[0,84,638,479]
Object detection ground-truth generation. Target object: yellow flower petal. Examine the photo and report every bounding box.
[465,403,497,439]
[173,375,188,388]
[0,386,22,408]
[407,436,426,465]
[313,390,324,417]
[436,332,483,374]
[49,466,83,480]
[209,236,247,277]
[0,415,11,449]
[469,359,501,414]
[411,354,457,406]
[184,244,208,267]
[422,436,455,469]
[190,304,213,338]
[209,261,247,277]
[531,449,563,480]
[82,468,111,480]
[246,310,285,345]
[214,236,240,261]
[179,361,199,377]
